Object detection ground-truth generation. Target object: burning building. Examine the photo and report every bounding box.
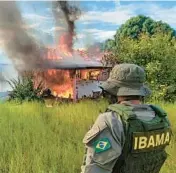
[31,1,112,102]
[34,58,111,102]
[0,1,112,102]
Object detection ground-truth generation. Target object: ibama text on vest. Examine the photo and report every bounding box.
[132,129,171,153]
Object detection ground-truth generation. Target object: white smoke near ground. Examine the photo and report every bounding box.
[0,64,18,92]
[0,70,6,82]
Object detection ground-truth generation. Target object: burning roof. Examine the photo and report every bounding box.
[45,59,111,70]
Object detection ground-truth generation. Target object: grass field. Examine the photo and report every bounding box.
[0,100,175,173]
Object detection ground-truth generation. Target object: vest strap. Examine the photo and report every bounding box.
[149,104,167,117]
[108,104,136,121]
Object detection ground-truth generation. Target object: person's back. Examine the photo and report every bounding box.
[81,64,172,173]
[109,102,171,173]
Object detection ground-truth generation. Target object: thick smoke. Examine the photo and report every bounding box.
[0,1,45,72]
[52,1,81,52]
[0,71,6,82]
[0,1,82,74]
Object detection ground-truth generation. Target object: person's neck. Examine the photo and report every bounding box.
[119,100,141,105]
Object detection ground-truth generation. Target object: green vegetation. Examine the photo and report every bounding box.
[104,15,175,51]
[1,15,176,173]
[103,15,176,102]
[8,74,44,103]
[0,100,175,173]
[116,33,176,102]
[116,15,175,39]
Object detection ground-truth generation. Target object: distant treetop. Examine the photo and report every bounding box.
[115,15,175,39]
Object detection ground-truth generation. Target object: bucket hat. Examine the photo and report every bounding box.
[100,64,151,96]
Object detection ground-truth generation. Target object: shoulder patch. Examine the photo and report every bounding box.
[94,138,111,153]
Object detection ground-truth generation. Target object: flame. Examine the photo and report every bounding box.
[40,32,76,98]
[48,69,57,75]
[58,33,73,56]
[79,69,101,80]
[52,83,73,98]
[34,69,74,99]
[81,70,89,80]
[36,69,102,99]
[47,69,74,98]
[38,30,105,99]
[33,1,106,100]
[51,70,74,98]
[90,70,100,80]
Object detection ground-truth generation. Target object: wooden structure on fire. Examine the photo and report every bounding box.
[35,59,111,102]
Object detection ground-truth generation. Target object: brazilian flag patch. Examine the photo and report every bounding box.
[94,138,111,153]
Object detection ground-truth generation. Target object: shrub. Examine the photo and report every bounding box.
[8,73,44,103]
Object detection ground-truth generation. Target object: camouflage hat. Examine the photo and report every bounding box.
[100,64,151,96]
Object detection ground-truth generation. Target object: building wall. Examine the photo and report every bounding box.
[76,80,102,99]
[76,69,110,99]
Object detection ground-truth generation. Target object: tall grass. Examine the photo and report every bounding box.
[0,100,175,173]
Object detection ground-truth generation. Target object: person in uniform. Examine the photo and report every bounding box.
[81,63,172,173]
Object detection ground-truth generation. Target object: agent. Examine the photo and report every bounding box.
[81,63,172,173]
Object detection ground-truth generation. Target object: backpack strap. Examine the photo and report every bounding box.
[108,104,170,131]
[107,104,136,136]
[149,104,167,117]
[107,104,136,121]
[149,104,171,128]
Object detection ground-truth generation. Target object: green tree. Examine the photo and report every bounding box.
[117,33,176,101]
[104,39,116,51]
[104,15,175,53]
[115,15,175,39]
[103,15,176,101]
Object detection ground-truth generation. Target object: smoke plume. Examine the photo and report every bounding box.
[0,71,6,82]
[0,1,45,72]
[52,1,81,52]
[0,1,82,73]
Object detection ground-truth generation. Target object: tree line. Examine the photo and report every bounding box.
[103,15,176,102]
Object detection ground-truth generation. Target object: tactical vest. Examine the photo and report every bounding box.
[107,104,172,173]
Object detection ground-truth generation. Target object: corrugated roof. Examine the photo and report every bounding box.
[44,59,111,70]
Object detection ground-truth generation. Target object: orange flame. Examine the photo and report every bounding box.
[38,31,105,99]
